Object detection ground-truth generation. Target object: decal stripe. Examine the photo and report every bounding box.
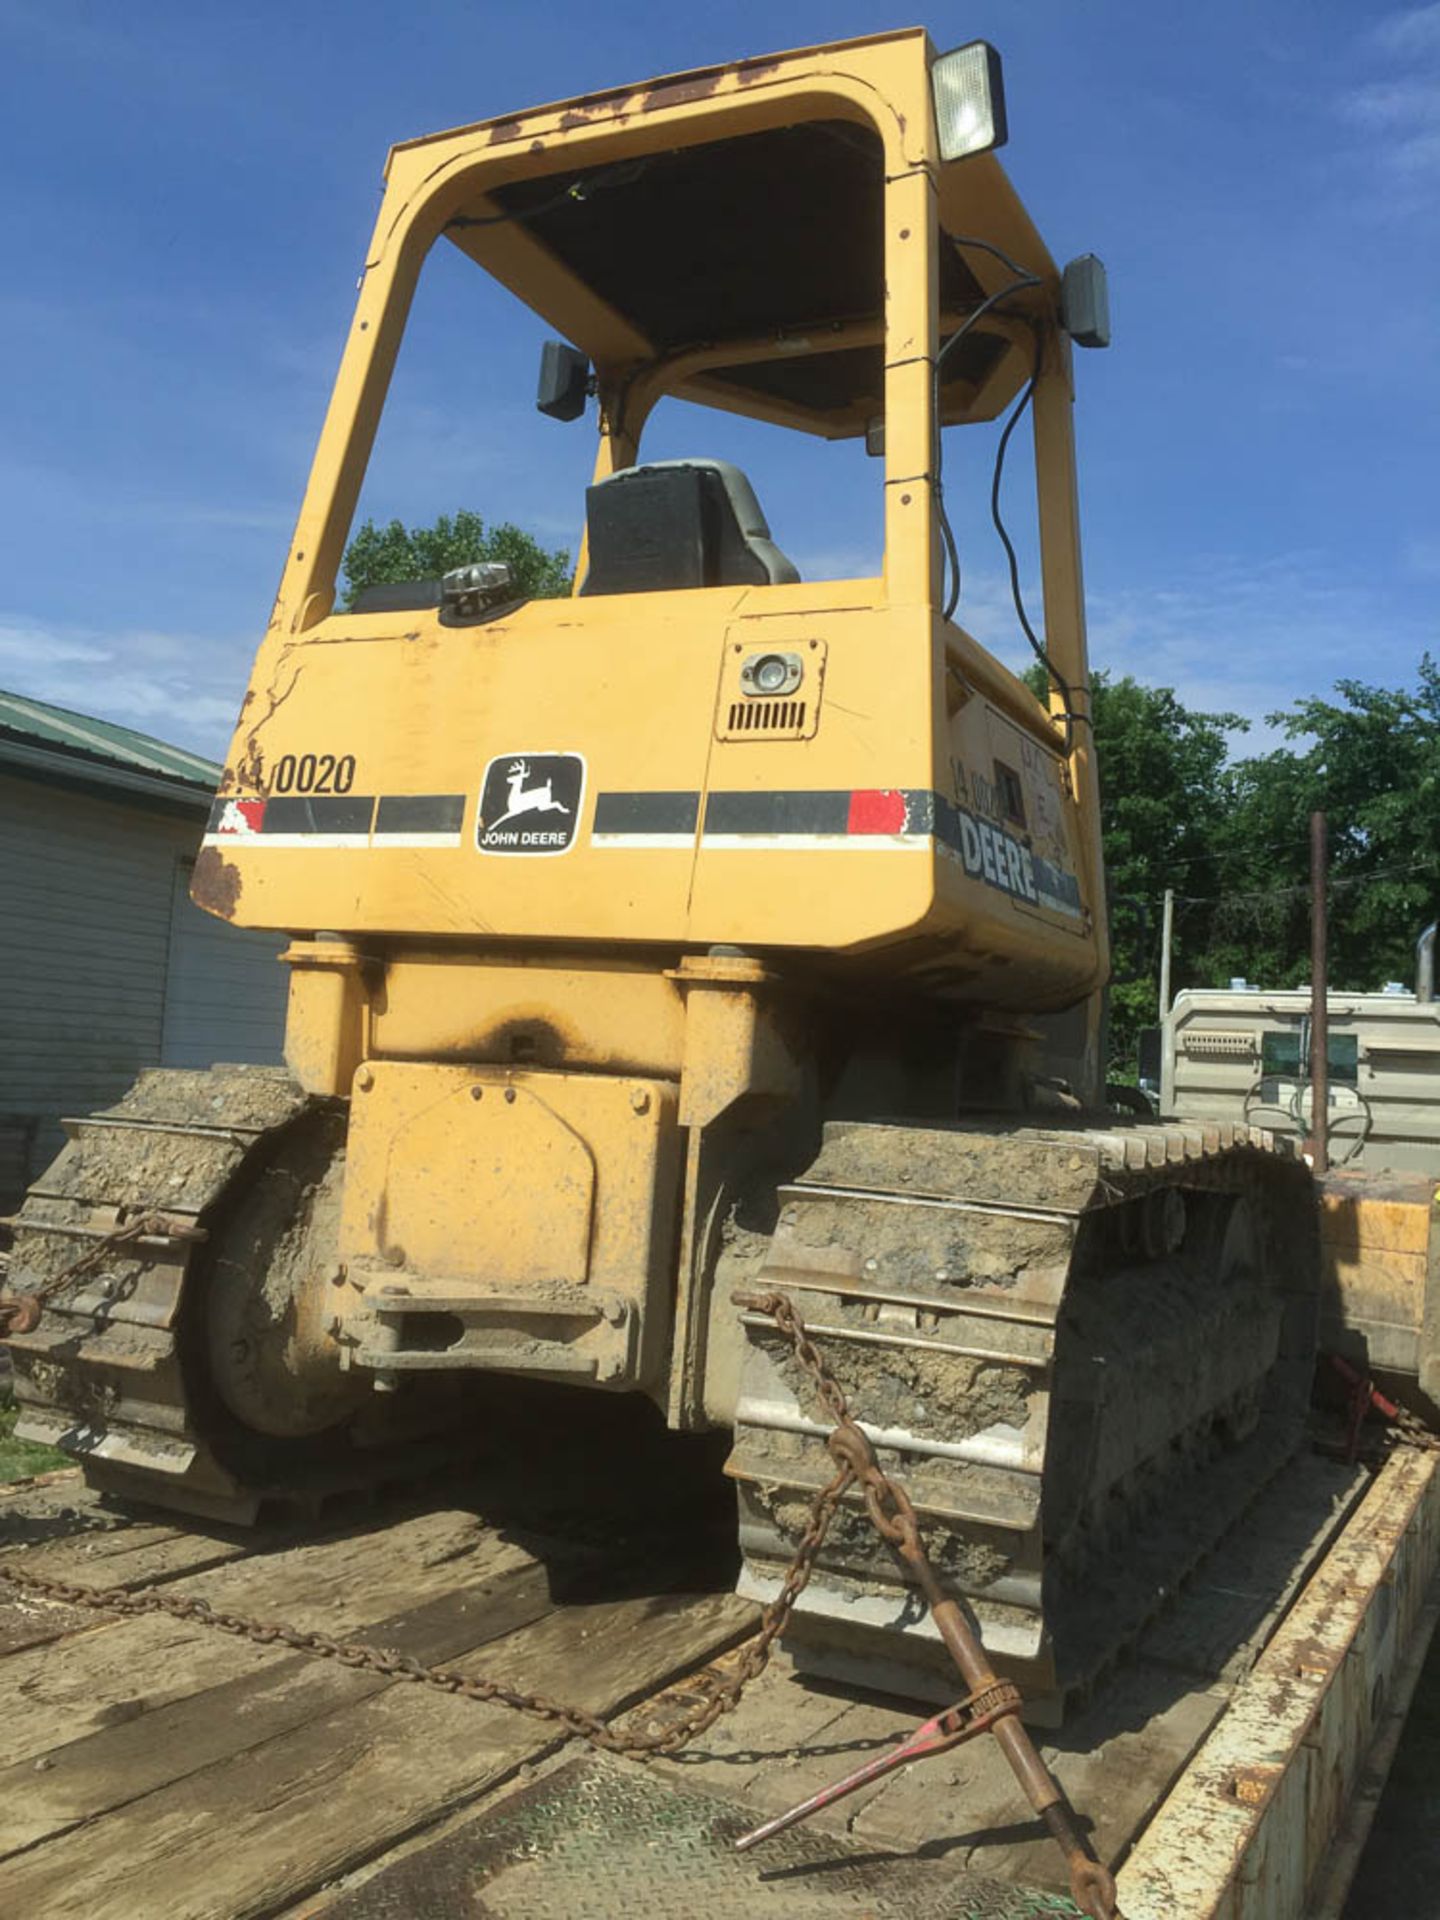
[704,790,852,837]
[846,788,910,835]
[199,782,1083,918]
[374,794,467,835]
[592,791,699,836]
[263,794,377,834]
[202,832,370,850]
[698,788,1082,918]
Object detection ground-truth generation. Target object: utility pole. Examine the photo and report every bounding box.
[1158,887,1175,1019]
[1308,811,1329,1174]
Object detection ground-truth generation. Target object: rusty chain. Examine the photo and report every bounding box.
[0,1290,902,1757]
[0,1211,205,1338]
[1394,1405,1440,1454]
[1327,1351,1440,1457]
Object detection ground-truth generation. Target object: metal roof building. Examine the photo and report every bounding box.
[0,689,286,1212]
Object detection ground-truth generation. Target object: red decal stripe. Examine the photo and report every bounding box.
[217,797,267,835]
[846,789,908,835]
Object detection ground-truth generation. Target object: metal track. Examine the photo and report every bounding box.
[725,1116,1317,1711]
[4,1066,316,1521]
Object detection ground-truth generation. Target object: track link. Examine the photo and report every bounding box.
[725,1116,1317,1712]
[5,1066,317,1521]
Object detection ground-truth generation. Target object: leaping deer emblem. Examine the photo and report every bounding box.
[487,759,571,831]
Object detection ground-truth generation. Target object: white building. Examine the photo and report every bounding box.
[0,690,286,1212]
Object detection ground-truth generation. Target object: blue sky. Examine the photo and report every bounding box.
[1,0,1436,761]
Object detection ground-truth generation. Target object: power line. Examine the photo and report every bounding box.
[1109,828,1407,879]
[1162,862,1434,910]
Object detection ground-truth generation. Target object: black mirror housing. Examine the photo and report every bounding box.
[537,340,591,420]
[1061,255,1111,350]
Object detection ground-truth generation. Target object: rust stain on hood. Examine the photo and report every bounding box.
[192,847,243,920]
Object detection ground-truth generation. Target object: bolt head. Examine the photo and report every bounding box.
[630,1087,651,1114]
[384,1245,407,1269]
[356,1066,374,1092]
[470,1084,484,1102]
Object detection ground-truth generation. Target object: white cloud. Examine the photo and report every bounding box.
[786,542,882,581]
[1078,553,1435,750]
[1343,13,1440,186]
[0,620,110,669]
[0,612,250,758]
[1370,3,1440,58]
[950,548,1436,757]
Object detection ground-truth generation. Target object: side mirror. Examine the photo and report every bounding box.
[1061,256,1111,350]
[537,340,591,421]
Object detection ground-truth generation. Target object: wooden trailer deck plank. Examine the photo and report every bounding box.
[0,1505,549,1751]
[0,1470,252,1650]
[0,1560,560,1856]
[164,1506,544,1630]
[0,1472,248,1582]
[0,1510,545,1757]
[1,1588,755,1920]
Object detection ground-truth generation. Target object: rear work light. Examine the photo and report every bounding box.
[932,41,1008,161]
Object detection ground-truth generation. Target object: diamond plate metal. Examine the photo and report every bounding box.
[326,1753,1080,1920]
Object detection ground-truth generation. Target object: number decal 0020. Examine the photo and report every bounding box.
[270,752,357,795]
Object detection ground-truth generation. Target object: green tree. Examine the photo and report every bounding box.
[1028,657,1440,1078]
[1026,666,1243,1075]
[1212,656,1440,992]
[340,509,571,609]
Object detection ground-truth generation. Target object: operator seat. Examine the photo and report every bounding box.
[580,458,801,596]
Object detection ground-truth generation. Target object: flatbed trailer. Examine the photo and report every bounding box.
[1,1429,1435,1919]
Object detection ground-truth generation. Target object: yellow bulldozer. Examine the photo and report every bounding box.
[4,28,1317,1716]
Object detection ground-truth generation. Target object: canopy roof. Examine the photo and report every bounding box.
[409,32,1058,440]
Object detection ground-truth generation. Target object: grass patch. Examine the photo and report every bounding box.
[0,1389,72,1483]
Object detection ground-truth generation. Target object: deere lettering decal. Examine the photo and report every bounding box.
[476,753,585,855]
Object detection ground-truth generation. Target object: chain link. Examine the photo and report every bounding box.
[0,1211,205,1337]
[0,1289,912,1757]
[1328,1350,1440,1457]
[1395,1405,1440,1454]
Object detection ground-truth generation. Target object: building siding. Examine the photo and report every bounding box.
[161,860,289,1069]
[0,770,284,1207]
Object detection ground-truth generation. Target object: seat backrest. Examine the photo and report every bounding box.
[580,458,800,596]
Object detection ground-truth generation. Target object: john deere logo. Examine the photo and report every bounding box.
[476,753,585,855]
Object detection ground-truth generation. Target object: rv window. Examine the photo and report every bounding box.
[1327,1034,1359,1084]
[1260,1028,1358,1084]
[1261,1031,1301,1078]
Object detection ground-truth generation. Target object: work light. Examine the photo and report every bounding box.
[932,41,1008,161]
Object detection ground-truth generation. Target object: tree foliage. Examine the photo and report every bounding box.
[1022,657,1440,1076]
[1025,666,1242,1071]
[340,510,571,609]
[1208,658,1440,995]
